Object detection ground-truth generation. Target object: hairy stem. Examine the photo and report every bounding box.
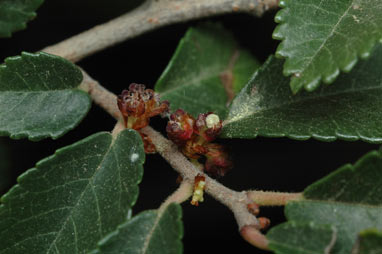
[248,190,303,206]
[41,0,279,62]
[159,181,193,212]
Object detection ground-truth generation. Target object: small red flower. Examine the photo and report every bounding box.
[166,109,232,178]
[166,109,195,146]
[195,112,222,142]
[204,143,232,177]
[117,83,169,130]
[117,84,169,153]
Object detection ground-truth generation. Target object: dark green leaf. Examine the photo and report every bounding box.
[267,150,382,254]
[273,0,382,93]
[222,44,382,143]
[0,129,145,253]
[0,0,44,38]
[155,23,260,118]
[0,52,91,141]
[304,151,382,204]
[268,222,337,254]
[353,229,382,254]
[92,203,183,254]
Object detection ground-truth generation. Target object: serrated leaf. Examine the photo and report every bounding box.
[0,0,44,38]
[155,23,260,118]
[0,129,145,254]
[353,229,382,254]
[92,203,183,254]
[222,43,382,143]
[267,150,382,254]
[268,222,337,254]
[273,0,382,93]
[0,52,91,141]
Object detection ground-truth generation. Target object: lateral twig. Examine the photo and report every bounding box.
[41,0,279,63]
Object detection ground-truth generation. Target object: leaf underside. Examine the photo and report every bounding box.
[155,23,260,118]
[222,43,382,143]
[273,0,382,93]
[0,129,145,254]
[92,203,183,254]
[267,150,382,254]
[0,0,44,38]
[0,52,91,141]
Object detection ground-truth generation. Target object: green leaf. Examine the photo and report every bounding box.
[155,23,260,118]
[267,150,382,254]
[0,0,44,38]
[268,222,337,254]
[92,203,183,254]
[222,43,382,143]
[273,0,382,93]
[354,229,382,254]
[0,52,91,141]
[0,129,145,253]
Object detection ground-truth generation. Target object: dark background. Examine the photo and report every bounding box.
[0,1,379,253]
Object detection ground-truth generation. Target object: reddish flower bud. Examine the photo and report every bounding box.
[117,83,169,130]
[166,109,195,146]
[258,217,271,230]
[247,203,260,216]
[195,113,222,142]
[204,143,233,177]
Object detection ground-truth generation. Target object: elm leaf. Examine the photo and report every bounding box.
[0,0,44,37]
[0,129,145,253]
[273,0,382,93]
[92,204,183,254]
[268,222,337,254]
[0,52,91,141]
[155,23,260,118]
[222,43,382,143]
[267,150,382,254]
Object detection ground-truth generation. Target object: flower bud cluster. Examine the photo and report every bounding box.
[166,109,232,177]
[117,84,169,153]
[117,83,169,130]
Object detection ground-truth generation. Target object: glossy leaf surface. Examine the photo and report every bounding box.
[273,0,382,93]
[92,204,183,254]
[222,44,382,143]
[267,150,382,254]
[155,23,260,118]
[0,0,44,37]
[0,52,90,141]
[0,129,145,253]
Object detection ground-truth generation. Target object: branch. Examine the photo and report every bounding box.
[248,190,303,206]
[79,71,269,249]
[41,0,279,62]
[159,180,193,212]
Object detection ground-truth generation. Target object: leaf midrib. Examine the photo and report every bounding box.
[159,66,225,97]
[141,209,166,254]
[45,136,113,254]
[298,1,353,72]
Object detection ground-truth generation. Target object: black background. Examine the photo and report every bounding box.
[0,1,379,253]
